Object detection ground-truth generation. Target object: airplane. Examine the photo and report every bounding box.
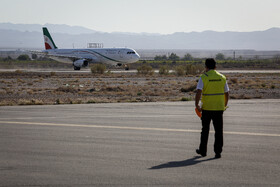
[41,27,140,70]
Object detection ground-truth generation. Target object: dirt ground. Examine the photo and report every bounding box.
[0,71,279,106]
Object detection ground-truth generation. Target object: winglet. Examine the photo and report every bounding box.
[43,27,58,50]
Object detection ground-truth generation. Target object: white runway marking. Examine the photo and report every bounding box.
[1,121,280,137]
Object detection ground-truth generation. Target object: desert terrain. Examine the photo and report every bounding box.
[0,70,279,106]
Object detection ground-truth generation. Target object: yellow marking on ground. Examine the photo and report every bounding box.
[0,121,280,137]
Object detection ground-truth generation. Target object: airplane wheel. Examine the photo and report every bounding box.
[74,66,81,70]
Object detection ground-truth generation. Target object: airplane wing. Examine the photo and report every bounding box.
[45,53,79,61]
[46,54,98,62]
[30,50,97,63]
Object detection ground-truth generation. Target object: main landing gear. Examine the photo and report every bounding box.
[116,63,129,70]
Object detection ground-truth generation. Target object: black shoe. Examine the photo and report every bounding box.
[215,153,221,159]
[196,149,206,157]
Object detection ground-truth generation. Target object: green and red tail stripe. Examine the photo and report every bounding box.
[43,27,58,50]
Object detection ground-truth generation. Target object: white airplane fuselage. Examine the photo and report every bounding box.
[43,48,140,66]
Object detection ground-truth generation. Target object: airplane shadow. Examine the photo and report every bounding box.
[149,156,216,170]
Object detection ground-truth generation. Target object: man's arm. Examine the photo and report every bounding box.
[195,89,202,112]
[225,92,229,107]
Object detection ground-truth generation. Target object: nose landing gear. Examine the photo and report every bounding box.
[124,64,129,71]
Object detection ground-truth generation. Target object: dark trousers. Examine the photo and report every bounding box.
[199,110,224,155]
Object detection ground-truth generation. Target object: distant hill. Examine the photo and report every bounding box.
[0,23,97,35]
[0,23,280,50]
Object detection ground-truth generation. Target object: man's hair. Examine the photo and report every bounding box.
[205,58,216,69]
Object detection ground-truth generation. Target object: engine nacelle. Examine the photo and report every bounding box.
[73,59,89,68]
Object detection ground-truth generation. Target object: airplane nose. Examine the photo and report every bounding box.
[130,54,140,63]
[135,53,140,61]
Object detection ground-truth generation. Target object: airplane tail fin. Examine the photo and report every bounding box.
[43,27,58,50]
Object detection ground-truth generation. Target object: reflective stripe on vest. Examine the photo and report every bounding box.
[202,93,224,96]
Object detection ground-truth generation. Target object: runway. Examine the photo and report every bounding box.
[0,100,279,186]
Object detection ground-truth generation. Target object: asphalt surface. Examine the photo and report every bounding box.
[0,100,279,186]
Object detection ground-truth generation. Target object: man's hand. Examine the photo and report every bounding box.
[195,89,202,112]
[196,105,202,113]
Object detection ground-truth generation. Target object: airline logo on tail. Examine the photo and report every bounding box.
[43,27,57,50]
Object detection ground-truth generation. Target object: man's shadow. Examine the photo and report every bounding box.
[149,156,216,170]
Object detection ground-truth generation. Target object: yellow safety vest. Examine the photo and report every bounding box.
[201,70,226,111]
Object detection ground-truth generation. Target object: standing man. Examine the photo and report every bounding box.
[195,58,229,159]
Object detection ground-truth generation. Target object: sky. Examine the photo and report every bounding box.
[0,0,280,34]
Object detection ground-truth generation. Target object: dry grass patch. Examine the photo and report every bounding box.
[18,99,43,105]
[56,87,78,93]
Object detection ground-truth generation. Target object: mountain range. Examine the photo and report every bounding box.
[0,23,280,50]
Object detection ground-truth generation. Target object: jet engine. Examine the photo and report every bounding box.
[73,59,89,70]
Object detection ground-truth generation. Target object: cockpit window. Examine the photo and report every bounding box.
[127,51,136,54]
